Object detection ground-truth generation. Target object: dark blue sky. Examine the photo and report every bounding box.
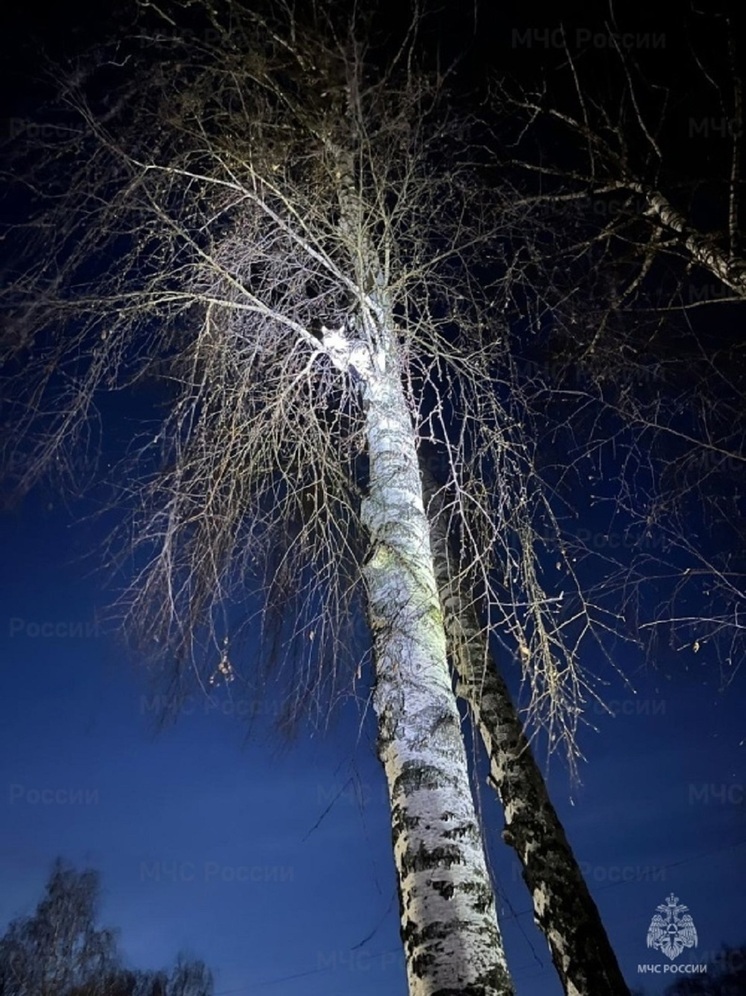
[1,484,744,996]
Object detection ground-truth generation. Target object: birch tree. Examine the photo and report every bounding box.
[1,2,527,993]
[423,464,630,996]
[5,3,741,996]
[497,11,745,298]
[0,859,213,996]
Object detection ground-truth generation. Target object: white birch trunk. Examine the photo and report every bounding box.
[423,468,630,996]
[359,364,515,996]
[625,182,746,299]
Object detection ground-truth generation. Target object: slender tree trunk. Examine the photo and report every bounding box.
[321,88,514,987]
[359,363,515,996]
[423,466,630,996]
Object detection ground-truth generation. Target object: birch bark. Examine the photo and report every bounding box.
[359,366,515,996]
[424,467,630,996]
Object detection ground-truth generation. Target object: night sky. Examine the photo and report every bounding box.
[1,491,744,995]
[1,3,745,996]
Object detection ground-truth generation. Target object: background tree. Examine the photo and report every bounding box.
[0,859,213,996]
[0,859,118,996]
[502,11,745,299]
[488,9,745,674]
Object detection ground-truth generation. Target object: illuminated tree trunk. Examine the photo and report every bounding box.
[424,468,630,996]
[359,363,515,996]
